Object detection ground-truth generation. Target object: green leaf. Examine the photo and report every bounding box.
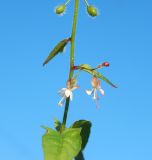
[80,64,92,71]
[80,64,117,88]
[54,118,62,131]
[71,120,92,151]
[94,71,117,88]
[42,126,82,160]
[43,37,71,66]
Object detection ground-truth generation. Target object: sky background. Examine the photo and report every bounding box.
[0,0,152,160]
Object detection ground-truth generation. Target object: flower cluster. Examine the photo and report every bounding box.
[58,76,104,107]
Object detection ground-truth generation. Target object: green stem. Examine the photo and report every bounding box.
[69,0,79,79]
[62,0,79,127]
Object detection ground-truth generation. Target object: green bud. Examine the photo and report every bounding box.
[87,6,98,17]
[55,4,66,15]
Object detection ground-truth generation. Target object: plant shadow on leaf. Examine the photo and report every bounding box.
[71,120,92,160]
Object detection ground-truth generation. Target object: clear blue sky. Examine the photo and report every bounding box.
[0,0,152,160]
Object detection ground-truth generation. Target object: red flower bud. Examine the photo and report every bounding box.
[102,62,110,67]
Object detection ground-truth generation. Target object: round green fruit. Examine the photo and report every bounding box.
[55,4,66,15]
[87,6,98,17]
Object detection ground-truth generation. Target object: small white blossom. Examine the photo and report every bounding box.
[85,76,104,107]
[58,79,79,106]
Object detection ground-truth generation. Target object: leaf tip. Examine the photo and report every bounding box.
[112,84,118,88]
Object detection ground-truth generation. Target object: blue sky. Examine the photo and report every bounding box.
[0,0,152,160]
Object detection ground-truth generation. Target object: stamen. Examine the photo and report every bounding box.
[93,89,97,99]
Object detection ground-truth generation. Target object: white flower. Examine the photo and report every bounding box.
[58,79,79,106]
[85,76,104,107]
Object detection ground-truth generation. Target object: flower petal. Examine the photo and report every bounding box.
[98,87,104,95]
[65,89,72,98]
[70,92,73,101]
[58,101,64,106]
[58,97,66,106]
[85,89,94,95]
[58,88,66,96]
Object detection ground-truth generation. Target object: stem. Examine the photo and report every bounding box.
[62,0,79,127]
[69,0,79,79]
[62,97,70,126]
[65,0,71,6]
[84,0,89,6]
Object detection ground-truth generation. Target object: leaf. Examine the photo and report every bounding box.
[54,118,62,131]
[80,64,117,88]
[80,64,92,71]
[71,120,92,151]
[94,71,117,88]
[43,37,71,66]
[42,126,82,160]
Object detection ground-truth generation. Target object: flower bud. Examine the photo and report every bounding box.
[91,76,100,88]
[102,62,110,67]
[87,6,98,17]
[66,78,77,89]
[55,4,66,15]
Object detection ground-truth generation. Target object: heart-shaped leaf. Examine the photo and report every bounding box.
[80,64,117,88]
[43,37,71,66]
[42,126,82,160]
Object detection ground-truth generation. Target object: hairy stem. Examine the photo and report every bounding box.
[62,0,79,127]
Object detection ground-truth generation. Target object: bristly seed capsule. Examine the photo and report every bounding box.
[87,5,98,17]
[55,4,66,15]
